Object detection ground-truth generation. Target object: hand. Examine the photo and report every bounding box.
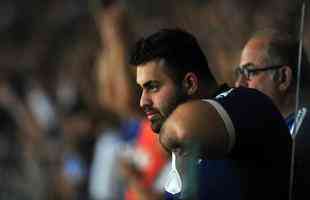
[95,3,127,47]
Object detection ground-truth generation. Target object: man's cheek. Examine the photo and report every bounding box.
[154,96,168,114]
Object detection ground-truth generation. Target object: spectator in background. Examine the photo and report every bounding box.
[89,2,168,200]
[235,29,310,200]
[0,74,48,200]
[0,105,28,200]
[235,29,310,127]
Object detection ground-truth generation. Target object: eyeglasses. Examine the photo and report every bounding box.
[235,63,284,80]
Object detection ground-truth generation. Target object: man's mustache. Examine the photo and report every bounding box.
[142,106,158,114]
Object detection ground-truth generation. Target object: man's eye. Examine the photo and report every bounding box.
[148,84,159,92]
[248,71,257,77]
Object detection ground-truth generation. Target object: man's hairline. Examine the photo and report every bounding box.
[135,58,169,69]
[135,58,186,83]
[245,36,297,87]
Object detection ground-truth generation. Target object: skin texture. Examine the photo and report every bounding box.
[236,37,280,101]
[160,100,229,159]
[137,60,188,134]
[235,37,294,118]
[136,59,229,158]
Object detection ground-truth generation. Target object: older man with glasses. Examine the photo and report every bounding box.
[235,30,309,129]
[235,29,310,200]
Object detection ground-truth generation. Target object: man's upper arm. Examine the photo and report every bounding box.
[161,100,234,159]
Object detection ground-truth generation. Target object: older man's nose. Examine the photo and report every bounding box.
[235,76,249,87]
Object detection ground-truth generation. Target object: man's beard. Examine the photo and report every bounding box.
[150,115,165,133]
[150,88,188,133]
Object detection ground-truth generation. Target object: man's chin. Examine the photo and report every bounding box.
[150,123,161,133]
[150,120,162,133]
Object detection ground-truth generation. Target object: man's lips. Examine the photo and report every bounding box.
[145,111,158,120]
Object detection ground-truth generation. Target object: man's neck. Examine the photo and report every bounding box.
[199,83,221,99]
[279,93,295,119]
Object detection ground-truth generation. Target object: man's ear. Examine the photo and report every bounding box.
[182,72,199,95]
[278,65,293,91]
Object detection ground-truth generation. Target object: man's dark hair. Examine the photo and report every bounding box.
[130,28,216,85]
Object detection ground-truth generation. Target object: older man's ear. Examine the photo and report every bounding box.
[277,66,293,92]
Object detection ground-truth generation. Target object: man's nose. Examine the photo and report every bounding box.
[235,75,249,87]
[140,92,152,108]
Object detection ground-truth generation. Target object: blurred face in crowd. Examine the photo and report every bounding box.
[137,59,188,133]
[235,38,280,101]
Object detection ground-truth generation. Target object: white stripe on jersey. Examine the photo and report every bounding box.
[204,99,236,153]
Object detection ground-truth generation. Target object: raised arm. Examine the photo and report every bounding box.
[95,4,140,119]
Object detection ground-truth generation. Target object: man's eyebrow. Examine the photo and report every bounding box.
[242,62,256,69]
[238,62,256,69]
[141,80,159,89]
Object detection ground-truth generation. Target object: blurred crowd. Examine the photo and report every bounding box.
[0,0,309,200]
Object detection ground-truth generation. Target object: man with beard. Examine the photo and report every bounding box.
[130,28,291,200]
